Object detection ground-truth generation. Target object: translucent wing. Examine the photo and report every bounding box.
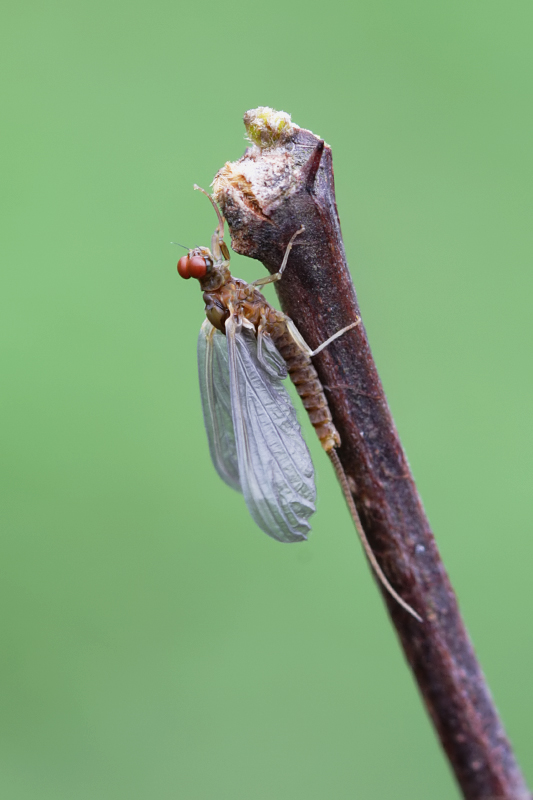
[197,319,240,491]
[256,330,288,379]
[226,315,316,543]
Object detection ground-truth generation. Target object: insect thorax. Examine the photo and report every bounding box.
[203,278,286,336]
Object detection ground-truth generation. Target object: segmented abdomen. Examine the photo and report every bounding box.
[271,329,340,452]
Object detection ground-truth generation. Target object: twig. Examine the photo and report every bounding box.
[212,107,531,800]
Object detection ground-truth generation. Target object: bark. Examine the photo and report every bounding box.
[211,107,531,800]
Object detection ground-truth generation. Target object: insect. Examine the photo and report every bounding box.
[177,186,422,621]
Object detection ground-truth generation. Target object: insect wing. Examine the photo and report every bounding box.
[256,330,288,379]
[197,319,241,491]
[226,316,316,543]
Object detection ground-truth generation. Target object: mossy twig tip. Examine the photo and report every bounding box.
[243,107,295,149]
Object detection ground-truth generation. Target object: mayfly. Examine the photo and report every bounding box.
[177,185,422,622]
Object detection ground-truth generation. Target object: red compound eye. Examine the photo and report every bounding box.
[177,256,191,279]
[188,256,208,279]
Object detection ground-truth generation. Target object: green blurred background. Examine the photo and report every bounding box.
[1,1,532,797]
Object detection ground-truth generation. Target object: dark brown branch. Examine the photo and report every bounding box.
[213,108,531,800]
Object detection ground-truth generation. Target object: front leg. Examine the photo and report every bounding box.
[251,226,305,288]
[194,184,231,262]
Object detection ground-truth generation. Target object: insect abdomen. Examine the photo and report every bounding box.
[272,330,340,452]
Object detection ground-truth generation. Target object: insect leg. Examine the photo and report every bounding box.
[285,317,361,357]
[194,184,231,262]
[251,226,305,287]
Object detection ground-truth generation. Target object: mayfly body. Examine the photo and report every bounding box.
[176,186,422,622]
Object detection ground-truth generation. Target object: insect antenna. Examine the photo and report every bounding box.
[171,242,190,250]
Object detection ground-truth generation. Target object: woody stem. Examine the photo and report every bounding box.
[212,110,531,800]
